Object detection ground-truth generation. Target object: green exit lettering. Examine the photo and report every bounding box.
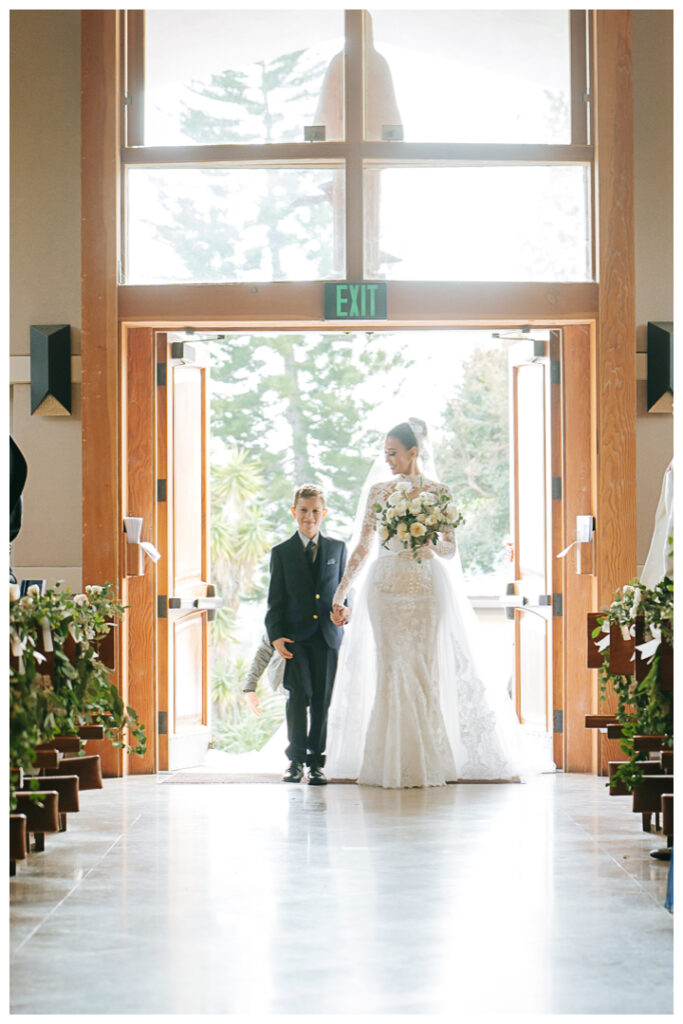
[324,282,387,320]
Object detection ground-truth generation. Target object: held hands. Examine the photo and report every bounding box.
[245,692,262,717]
[272,637,294,659]
[331,604,350,626]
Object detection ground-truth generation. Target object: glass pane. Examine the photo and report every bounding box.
[143,10,345,145]
[125,166,345,284]
[365,10,571,144]
[365,164,590,282]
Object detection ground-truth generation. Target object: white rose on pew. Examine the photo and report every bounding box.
[73,593,89,606]
[85,584,103,595]
[27,584,41,598]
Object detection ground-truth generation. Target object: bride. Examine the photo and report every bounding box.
[325,417,537,789]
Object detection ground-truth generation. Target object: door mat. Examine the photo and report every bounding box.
[162,773,356,784]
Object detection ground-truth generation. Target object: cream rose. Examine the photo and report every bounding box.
[396,521,408,536]
[378,525,389,541]
[408,499,423,515]
[410,522,427,538]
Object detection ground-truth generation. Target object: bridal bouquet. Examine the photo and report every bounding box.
[374,480,464,561]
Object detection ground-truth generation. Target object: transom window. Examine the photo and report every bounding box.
[122,10,592,286]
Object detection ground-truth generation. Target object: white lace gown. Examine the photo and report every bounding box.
[325,475,533,788]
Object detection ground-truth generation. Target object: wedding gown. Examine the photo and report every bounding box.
[325,474,534,788]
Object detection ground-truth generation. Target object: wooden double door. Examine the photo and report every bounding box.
[122,329,217,772]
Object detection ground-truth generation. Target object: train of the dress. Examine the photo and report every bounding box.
[325,550,555,787]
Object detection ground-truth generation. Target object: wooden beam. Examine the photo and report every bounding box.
[81,9,122,776]
[118,281,599,327]
[121,143,593,166]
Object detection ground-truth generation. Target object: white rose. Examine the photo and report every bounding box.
[446,503,458,522]
[387,491,403,506]
[19,596,33,608]
[410,522,427,538]
[73,593,89,606]
[27,584,41,597]
[425,514,438,526]
[85,584,103,595]
[378,525,389,541]
[422,492,437,506]
[630,587,643,616]
[394,500,408,515]
[396,521,408,536]
[418,513,427,523]
[408,499,423,515]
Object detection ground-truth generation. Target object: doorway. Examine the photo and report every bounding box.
[120,322,596,775]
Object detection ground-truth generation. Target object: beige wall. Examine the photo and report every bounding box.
[10,10,83,590]
[632,10,674,571]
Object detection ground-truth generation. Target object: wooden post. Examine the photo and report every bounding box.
[81,10,122,775]
[592,11,637,771]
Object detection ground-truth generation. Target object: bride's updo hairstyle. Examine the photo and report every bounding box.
[387,418,427,453]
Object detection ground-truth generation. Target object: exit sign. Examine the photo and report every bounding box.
[324,282,387,320]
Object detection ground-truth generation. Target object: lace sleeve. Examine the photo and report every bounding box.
[429,481,457,560]
[333,484,381,605]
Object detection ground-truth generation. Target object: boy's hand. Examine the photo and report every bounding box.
[245,692,262,717]
[272,637,294,659]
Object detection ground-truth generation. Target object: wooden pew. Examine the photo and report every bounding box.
[14,791,60,852]
[21,775,80,832]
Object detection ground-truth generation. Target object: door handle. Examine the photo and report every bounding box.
[168,594,223,621]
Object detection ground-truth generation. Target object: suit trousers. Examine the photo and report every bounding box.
[283,630,338,767]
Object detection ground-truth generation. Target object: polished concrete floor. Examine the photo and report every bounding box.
[10,772,673,1015]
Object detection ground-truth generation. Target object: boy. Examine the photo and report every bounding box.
[265,484,349,784]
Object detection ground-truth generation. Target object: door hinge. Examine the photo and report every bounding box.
[552,477,562,500]
[157,595,167,618]
[550,360,561,384]
[123,91,133,108]
[157,479,167,502]
[117,260,124,285]
[158,711,168,735]
[553,593,563,617]
[553,709,564,734]
[157,362,167,386]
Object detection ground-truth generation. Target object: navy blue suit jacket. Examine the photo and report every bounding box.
[265,533,348,651]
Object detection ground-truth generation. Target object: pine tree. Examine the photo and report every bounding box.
[150,48,340,282]
[210,332,411,538]
[436,347,510,575]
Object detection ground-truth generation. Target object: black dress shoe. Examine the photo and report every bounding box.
[282,761,304,783]
[307,766,328,786]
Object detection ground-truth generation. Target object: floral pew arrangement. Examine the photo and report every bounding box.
[586,574,673,852]
[9,582,146,872]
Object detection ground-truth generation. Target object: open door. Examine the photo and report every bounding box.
[156,334,220,770]
[507,338,558,764]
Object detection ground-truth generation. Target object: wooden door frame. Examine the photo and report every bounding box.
[82,11,635,776]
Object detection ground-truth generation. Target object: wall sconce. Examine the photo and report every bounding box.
[647,321,673,413]
[30,324,71,416]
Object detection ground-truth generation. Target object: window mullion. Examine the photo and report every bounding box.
[570,10,589,146]
[344,9,364,279]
